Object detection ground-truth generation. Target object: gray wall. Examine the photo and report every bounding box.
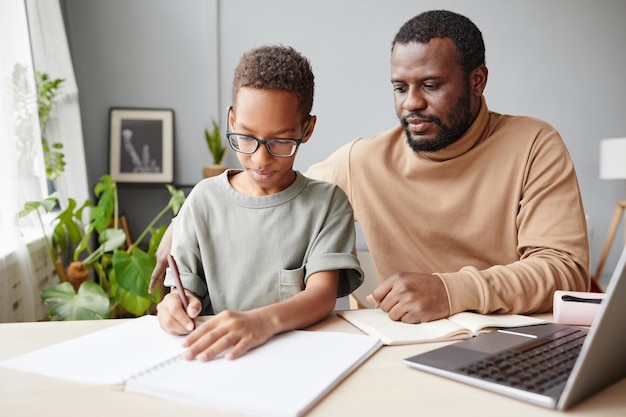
[61,0,626,282]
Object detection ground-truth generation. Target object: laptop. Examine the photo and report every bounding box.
[403,246,626,410]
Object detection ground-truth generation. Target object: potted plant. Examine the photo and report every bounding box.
[202,119,228,178]
[19,175,186,320]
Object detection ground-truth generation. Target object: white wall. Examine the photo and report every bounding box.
[62,0,626,281]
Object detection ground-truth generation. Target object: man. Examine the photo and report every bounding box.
[151,10,589,324]
[305,10,589,323]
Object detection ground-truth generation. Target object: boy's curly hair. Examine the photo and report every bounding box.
[232,45,314,120]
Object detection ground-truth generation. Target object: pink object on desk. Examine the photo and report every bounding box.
[553,290,605,326]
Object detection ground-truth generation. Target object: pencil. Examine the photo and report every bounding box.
[167,254,189,310]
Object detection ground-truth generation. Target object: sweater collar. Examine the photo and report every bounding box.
[417,96,489,162]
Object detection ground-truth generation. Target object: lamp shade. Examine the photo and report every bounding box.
[600,137,626,180]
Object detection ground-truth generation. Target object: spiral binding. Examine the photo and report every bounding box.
[124,352,184,382]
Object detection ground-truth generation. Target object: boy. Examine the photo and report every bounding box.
[156,45,363,361]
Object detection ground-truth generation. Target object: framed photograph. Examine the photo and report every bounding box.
[109,108,174,183]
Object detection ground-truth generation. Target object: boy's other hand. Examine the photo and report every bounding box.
[182,310,273,362]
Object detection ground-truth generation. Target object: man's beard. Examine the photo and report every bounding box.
[401,87,474,153]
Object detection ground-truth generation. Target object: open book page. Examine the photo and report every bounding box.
[447,312,547,336]
[338,309,547,346]
[0,315,185,385]
[125,330,382,417]
[338,309,470,345]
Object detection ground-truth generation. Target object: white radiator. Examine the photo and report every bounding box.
[0,235,58,322]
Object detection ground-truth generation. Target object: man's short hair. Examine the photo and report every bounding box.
[232,45,314,120]
[392,10,485,76]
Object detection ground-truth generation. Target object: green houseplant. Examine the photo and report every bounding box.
[36,71,66,180]
[202,119,228,178]
[21,70,186,320]
[19,175,185,320]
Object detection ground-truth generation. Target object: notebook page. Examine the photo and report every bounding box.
[0,315,185,385]
[125,330,382,417]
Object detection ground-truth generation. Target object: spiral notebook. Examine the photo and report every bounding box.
[0,315,185,385]
[0,315,381,417]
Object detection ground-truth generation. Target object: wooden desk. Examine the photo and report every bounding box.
[1,315,625,417]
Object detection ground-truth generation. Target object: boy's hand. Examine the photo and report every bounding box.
[182,310,273,361]
[156,290,201,334]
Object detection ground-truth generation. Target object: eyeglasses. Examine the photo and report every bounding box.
[226,107,311,158]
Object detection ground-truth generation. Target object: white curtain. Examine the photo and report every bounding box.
[0,0,88,322]
[0,0,47,322]
[26,0,90,208]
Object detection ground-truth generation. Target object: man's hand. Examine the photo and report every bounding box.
[156,290,201,334]
[182,310,274,362]
[149,222,174,293]
[366,272,450,323]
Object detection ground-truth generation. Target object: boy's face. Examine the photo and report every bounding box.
[228,87,315,195]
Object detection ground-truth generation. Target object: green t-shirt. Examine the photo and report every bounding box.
[165,170,363,314]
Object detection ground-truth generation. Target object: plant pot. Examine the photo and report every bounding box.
[203,164,228,178]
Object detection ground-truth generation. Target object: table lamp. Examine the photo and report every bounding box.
[600,137,626,180]
[592,137,626,291]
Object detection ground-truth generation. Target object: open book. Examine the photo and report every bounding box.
[338,309,547,345]
[0,315,381,417]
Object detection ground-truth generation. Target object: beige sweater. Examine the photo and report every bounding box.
[306,97,589,315]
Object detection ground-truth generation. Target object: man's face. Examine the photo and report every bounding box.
[391,38,483,153]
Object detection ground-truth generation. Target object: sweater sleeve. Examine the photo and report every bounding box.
[437,131,590,315]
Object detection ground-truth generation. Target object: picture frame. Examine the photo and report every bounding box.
[109,108,174,183]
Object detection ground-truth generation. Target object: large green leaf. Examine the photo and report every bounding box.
[109,272,152,316]
[117,288,152,316]
[112,247,154,298]
[41,281,110,320]
[109,267,156,316]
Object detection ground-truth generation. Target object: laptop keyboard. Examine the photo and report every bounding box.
[458,327,587,394]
